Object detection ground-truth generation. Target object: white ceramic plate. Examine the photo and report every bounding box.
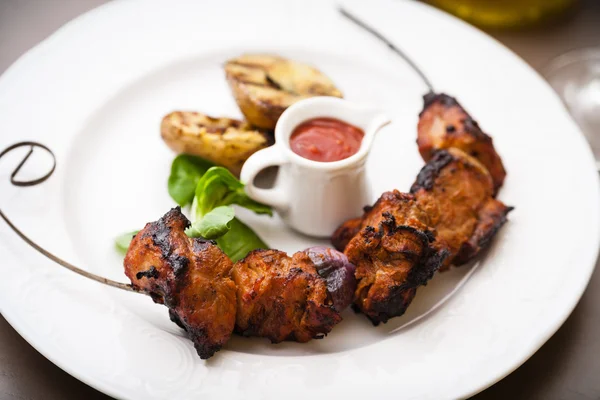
[0,0,598,399]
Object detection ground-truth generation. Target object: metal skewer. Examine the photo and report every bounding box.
[0,142,139,293]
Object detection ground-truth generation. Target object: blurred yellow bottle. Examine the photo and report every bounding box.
[425,0,578,29]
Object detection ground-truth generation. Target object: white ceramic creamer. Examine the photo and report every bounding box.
[240,96,390,237]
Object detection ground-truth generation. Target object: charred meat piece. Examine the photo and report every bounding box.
[344,191,449,324]
[411,148,512,269]
[454,196,513,265]
[333,149,512,324]
[124,207,237,359]
[232,249,342,342]
[417,92,506,193]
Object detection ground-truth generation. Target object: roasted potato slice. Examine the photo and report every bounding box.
[161,111,272,177]
[225,54,343,130]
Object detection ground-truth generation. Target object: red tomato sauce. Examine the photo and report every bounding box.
[289,118,364,162]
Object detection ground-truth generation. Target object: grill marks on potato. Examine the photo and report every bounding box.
[161,54,341,175]
[225,54,343,129]
[161,111,271,176]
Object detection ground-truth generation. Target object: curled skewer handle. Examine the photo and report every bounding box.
[0,142,139,293]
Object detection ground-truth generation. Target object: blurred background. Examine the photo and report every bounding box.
[427,0,600,165]
[1,0,599,399]
[425,0,578,29]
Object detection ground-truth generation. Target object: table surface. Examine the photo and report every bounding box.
[1,1,599,399]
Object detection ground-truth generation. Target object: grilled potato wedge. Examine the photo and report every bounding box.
[161,111,272,176]
[225,54,343,130]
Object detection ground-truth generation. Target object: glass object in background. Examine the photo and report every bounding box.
[544,48,600,169]
[424,0,577,29]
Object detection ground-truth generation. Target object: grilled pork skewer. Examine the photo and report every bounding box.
[335,149,511,324]
[333,91,512,324]
[124,208,353,359]
[2,97,511,358]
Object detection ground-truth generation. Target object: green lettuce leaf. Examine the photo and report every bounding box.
[215,217,268,262]
[168,155,214,206]
[114,230,139,255]
[194,166,272,219]
[118,159,270,260]
[186,205,235,239]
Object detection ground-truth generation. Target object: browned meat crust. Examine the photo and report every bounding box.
[410,148,512,268]
[124,208,237,359]
[344,191,449,324]
[335,148,512,324]
[453,198,513,265]
[417,93,506,194]
[232,249,342,342]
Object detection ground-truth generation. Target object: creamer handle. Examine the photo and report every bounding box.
[240,146,289,210]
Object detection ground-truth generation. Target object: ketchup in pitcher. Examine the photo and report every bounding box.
[289,118,364,162]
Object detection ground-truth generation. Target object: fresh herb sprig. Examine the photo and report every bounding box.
[116,155,271,261]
